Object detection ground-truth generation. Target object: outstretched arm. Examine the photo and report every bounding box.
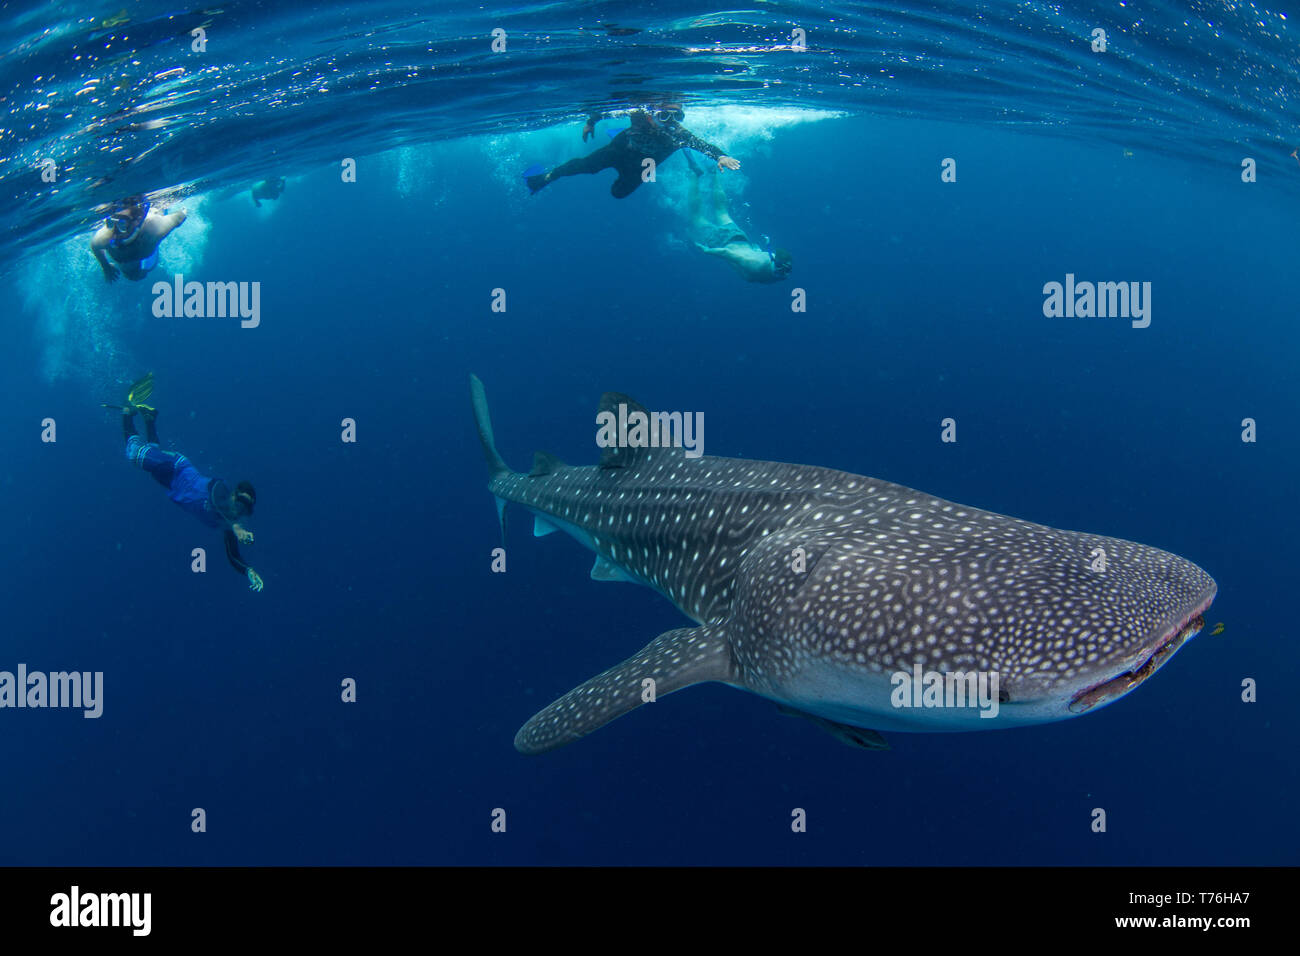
[224,529,249,574]
[157,208,187,238]
[90,229,120,282]
[583,108,642,140]
[224,529,263,591]
[676,129,740,170]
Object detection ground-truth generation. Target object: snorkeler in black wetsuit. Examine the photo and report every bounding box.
[526,102,741,199]
[251,176,286,207]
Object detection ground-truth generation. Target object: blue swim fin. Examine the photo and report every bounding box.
[522,163,545,178]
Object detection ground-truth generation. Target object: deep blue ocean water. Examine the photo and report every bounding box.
[0,1,1295,866]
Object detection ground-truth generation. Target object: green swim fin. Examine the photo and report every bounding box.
[127,372,154,405]
[102,372,155,414]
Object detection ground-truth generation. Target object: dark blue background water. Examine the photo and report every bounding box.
[1,115,1294,864]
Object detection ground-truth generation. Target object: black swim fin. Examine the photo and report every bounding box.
[523,165,549,194]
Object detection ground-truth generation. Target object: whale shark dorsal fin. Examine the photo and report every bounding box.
[776,705,890,751]
[514,625,734,754]
[597,391,673,469]
[530,451,565,476]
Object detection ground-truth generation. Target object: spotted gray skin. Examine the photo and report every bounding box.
[471,376,1216,754]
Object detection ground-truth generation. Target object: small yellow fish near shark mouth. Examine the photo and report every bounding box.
[471,376,1217,754]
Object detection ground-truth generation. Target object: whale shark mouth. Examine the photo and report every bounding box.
[1067,597,1212,715]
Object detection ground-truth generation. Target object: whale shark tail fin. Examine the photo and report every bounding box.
[470,374,510,480]
[470,374,513,539]
[514,624,735,754]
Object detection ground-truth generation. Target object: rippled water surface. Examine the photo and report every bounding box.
[4,1,1300,261]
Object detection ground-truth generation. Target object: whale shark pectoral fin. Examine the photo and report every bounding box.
[776,705,890,752]
[590,554,635,582]
[514,624,734,754]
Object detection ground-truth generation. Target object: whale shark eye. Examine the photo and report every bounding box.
[998,687,1011,704]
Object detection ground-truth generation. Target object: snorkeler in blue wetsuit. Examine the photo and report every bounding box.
[109,373,264,592]
[90,196,187,283]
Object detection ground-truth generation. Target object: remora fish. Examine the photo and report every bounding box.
[471,376,1216,754]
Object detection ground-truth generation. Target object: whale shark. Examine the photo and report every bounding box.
[471,376,1216,754]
